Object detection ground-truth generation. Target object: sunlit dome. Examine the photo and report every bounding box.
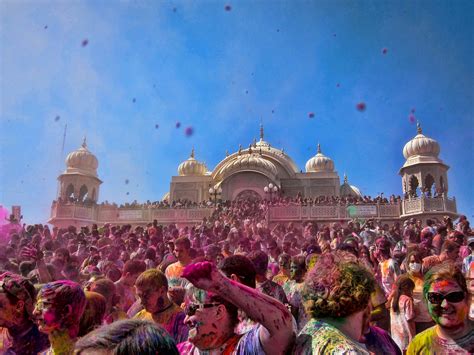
[340,174,362,198]
[178,149,207,176]
[65,138,99,176]
[221,150,278,177]
[403,122,440,159]
[305,144,335,172]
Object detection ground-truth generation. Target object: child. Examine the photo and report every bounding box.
[390,275,416,353]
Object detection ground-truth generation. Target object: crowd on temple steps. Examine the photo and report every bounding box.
[0,198,472,354]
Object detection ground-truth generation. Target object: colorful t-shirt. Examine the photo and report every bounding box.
[134,302,188,343]
[272,272,289,286]
[165,261,189,288]
[407,323,474,354]
[379,258,400,296]
[294,318,370,354]
[177,325,264,355]
[390,295,416,351]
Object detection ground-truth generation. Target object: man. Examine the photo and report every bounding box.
[165,237,193,288]
[178,261,294,354]
[407,262,473,354]
[134,269,188,343]
[33,280,86,355]
[0,272,49,354]
[114,260,146,313]
[248,250,289,305]
[422,240,460,273]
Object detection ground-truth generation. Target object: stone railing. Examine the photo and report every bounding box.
[51,202,214,225]
[402,196,457,216]
[268,203,402,221]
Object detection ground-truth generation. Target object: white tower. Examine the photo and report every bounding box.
[58,138,102,203]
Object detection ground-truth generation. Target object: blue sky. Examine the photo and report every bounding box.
[0,0,473,224]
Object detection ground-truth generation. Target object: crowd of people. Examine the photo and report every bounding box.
[0,199,473,354]
[54,191,404,210]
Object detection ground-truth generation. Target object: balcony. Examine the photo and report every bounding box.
[401,195,457,217]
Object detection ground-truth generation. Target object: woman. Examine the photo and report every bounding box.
[295,251,374,354]
[407,262,473,354]
[272,253,291,286]
[283,255,308,331]
[405,250,434,333]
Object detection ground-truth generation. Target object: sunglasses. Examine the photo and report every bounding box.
[427,291,465,305]
[185,303,221,316]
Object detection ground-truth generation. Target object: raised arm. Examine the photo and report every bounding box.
[183,262,294,354]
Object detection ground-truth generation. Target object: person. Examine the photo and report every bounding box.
[164,237,193,288]
[87,277,127,324]
[74,319,179,354]
[114,260,146,313]
[0,272,49,354]
[33,280,86,355]
[462,236,474,275]
[390,274,416,352]
[78,291,106,337]
[178,261,294,354]
[422,240,460,273]
[294,251,374,354]
[407,262,474,354]
[376,238,401,297]
[272,253,291,285]
[248,250,289,305]
[283,255,308,331]
[405,250,434,333]
[134,269,188,343]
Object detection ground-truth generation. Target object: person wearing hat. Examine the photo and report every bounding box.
[0,272,49,354]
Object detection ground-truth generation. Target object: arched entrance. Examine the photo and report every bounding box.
[235,189,262,202]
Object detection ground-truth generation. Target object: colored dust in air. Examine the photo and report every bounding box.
[356,102,366,112]
[184,126,194,137]
[347,205,357,217]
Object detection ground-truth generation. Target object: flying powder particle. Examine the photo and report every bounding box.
[155,124,159,129]
[409,114,416,124]
[184,126,194,137]
[81,39,89,47]
[308,112,315,119]
[382,48,388,55]
[224,4,232,11]
[132,98,136,103]
[44,25,48,29]
[125,179,129,185]
[336,83,340,87]
[126,192,130,195]
[411,108,416,113]
[176,121,181,128]
[54,116,61,122]
[356,102,366,112]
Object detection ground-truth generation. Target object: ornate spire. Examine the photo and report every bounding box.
[82,136,87,148]
[260,124,264,140]
[253,138,257,147]
[417,121,422,134]
[238,144,242,155]
[317,143,321,154]
[248,144,253,154]
[190,147,195,158]
[225,150,229,157]
[344,173,348,184]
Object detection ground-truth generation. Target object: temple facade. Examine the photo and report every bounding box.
[49,124,458,227]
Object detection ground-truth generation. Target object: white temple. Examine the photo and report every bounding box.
[49,124,458,227]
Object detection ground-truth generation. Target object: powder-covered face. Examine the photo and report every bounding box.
[0,292,19,328]
[427,280,468,329]
[184,303,227,350]
[290,262,305,281]
[135,286,165,314]
[33,295,62,334]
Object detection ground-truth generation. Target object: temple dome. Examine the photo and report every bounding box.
[340,174,362,198]
[221,151,278,177]
[65,138,99,176]
[403,123,440,159]
[305,144,335,172]
[178,149,207,176]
